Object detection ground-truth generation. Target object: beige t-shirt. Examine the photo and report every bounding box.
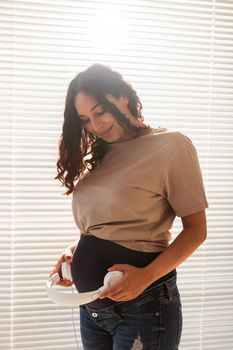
[72,127,209,252]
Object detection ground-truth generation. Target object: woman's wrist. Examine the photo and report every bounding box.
[141,265,157,287]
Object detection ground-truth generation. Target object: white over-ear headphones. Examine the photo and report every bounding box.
[46,262,124,307]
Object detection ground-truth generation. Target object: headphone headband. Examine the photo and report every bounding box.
[46,262,123,307]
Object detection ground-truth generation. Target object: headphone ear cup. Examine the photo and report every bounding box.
[61,262,73,281]
[103,271,123,289]
[103,272,112,288]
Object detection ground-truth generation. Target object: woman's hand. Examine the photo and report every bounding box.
[49,244,76,288]
[99,264,152,302]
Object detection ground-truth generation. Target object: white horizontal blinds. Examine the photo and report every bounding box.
[0,1,13,349]
[1,0,232,349]
[131,2,212,349]
[1,0,82,349]
[201,2,233,349]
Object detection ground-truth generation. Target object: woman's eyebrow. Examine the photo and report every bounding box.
[79,103,100,117]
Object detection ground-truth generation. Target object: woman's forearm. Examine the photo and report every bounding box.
[144,227,206,284]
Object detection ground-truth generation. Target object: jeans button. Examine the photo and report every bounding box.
[92,312,98,318]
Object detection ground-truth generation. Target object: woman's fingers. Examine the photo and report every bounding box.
[64,248,73,263]
[49,255,69,278]
[56,279,73,287]
[48,247,75,287]
[49,258,63,277]
[65,255,72,264]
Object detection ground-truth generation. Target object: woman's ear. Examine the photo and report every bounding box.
[119,96,129,110]
[104,94,128,114]
[119,96,129,113]
[104,93,148,129]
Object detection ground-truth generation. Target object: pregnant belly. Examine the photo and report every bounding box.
[70,235,161,299]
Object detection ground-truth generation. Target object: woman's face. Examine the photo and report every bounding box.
[74,91,134,143]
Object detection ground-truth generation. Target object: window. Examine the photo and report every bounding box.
[1,1,232,349]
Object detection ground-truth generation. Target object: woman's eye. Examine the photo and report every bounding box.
[96,110,105,116]
[80,110,105,124]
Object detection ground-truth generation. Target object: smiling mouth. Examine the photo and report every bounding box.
[99,125,113,137]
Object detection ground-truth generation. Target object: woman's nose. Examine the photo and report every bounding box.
[90,118,105,133]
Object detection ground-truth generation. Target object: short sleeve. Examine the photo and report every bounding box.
[164,133,209,217]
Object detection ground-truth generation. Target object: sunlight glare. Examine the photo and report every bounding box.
[90,10,127,50]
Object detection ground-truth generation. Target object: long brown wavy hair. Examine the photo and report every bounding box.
[55,63,145,196]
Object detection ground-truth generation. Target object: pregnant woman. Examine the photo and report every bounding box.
[49,63,208,350]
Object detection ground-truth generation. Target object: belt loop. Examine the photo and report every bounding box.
[164,281,172,301]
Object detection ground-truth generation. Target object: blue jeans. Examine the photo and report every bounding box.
[79,275,182,350]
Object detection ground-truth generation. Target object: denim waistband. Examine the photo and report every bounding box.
[84,272,178,313]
